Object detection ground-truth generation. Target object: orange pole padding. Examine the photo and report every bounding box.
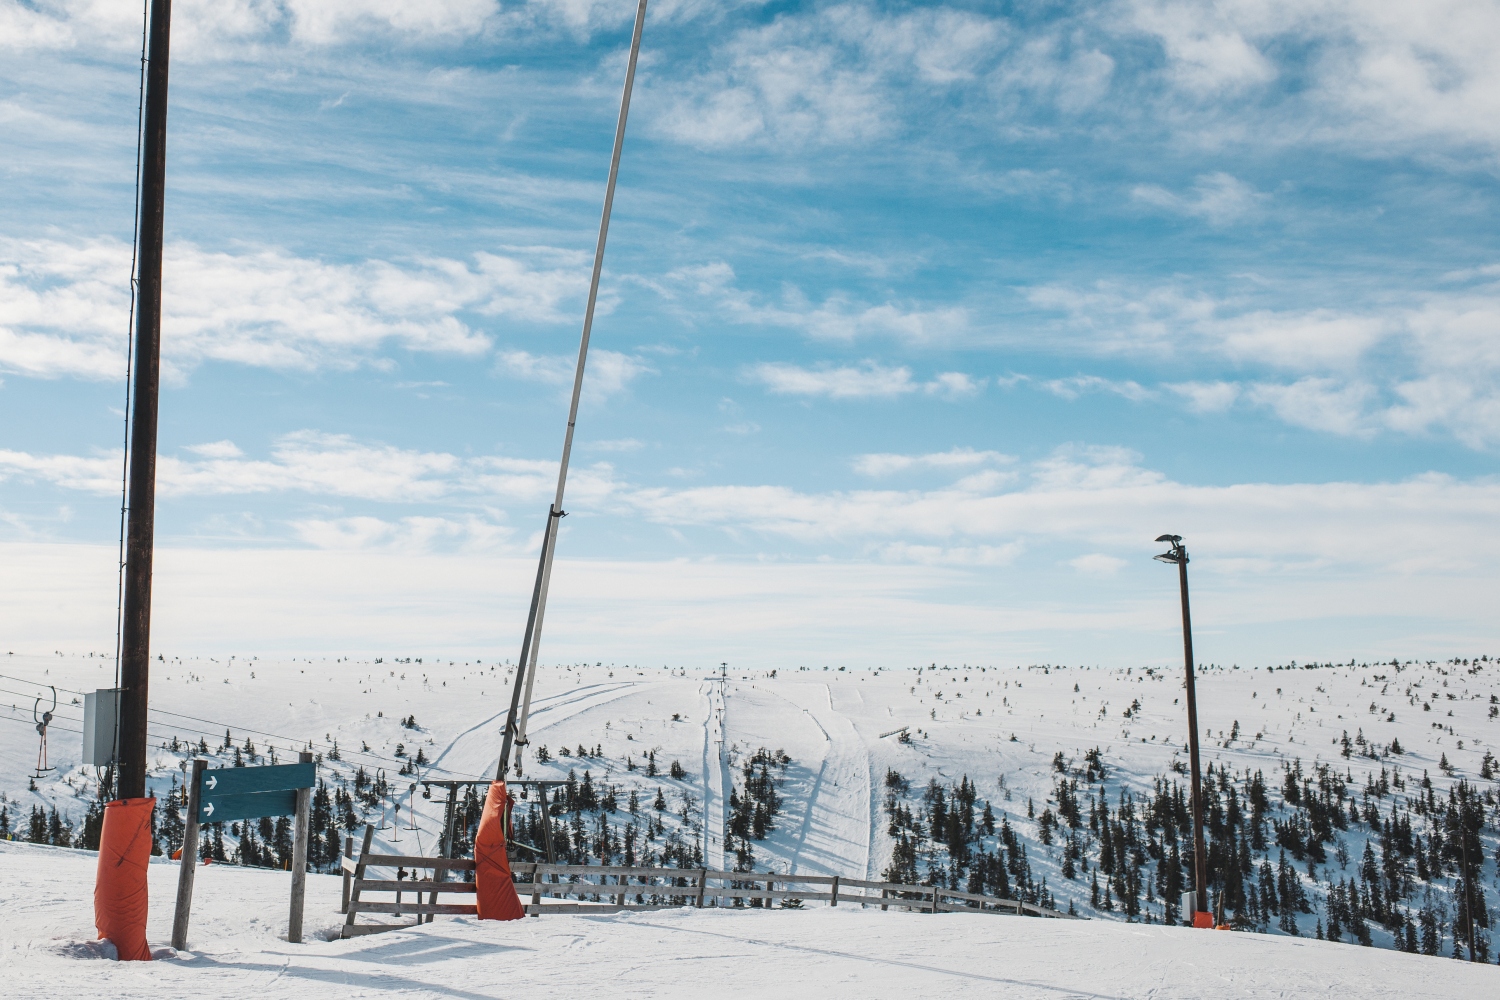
[473,780,525,921]
[1192,911,1215,929]
[95,797,157,961]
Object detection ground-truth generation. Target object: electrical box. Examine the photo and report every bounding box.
[83,688,121,766]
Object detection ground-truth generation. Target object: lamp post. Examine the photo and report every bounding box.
[1154,533,1209,925]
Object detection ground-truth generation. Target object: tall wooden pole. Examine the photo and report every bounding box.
[497,0,648,780]
[1176,552,1209,918]
[1156,534,1208,921]
[118,0,172,802]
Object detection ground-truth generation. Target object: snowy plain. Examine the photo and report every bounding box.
[1,840,1494,1000]
[2,649,1498,995]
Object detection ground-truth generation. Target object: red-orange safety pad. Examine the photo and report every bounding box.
[95,797,157,960]
[474,780,524,921]
[1192,911,1215,929]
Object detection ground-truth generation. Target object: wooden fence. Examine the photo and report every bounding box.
[341,831,1080,938]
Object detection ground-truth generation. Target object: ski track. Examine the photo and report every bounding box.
[429,681,639,779]
[760,684,872,878]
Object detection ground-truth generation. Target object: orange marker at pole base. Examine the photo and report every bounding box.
[1192,911,1215,929]
[94,797,156,961]
[474,781,524,921]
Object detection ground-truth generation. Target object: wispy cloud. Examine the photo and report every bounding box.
[853,447,1012,477]
[1131,172,1269,225]
[746,361,983,401]
[0,238,592,380]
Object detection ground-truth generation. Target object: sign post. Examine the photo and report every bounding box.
[170,758,316,949]
[171,758,206,950]
[288,751,312,943]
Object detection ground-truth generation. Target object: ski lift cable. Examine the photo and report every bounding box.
[0,681,485,780]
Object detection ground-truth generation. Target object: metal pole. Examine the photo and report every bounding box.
[428,785,458,923]
[498,512,557,776]
[117,0,172,802]
[1177,551,1209,919]
[288,751,312,943]
[496,0,649,779]
[170,758,204,950]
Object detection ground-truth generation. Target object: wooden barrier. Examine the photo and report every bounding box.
[341,837,1080,937]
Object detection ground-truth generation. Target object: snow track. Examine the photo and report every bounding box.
[770,684,873,878]
[428,681,639,779]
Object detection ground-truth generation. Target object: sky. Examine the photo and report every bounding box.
[2,0,1499,668]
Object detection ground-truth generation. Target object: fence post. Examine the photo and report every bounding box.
[830,874,839,907]
[342,824,375,938]
[696,869,708,907]
[930,885,940,914]
[880,887,888,912]
[341,835,353,914]
[171,758,206,950]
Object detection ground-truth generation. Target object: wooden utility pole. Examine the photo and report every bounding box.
[1155,534,1209,920]
[118,0,173,801]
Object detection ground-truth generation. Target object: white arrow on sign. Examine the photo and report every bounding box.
[203,802,215,818]
[204,775,218,791]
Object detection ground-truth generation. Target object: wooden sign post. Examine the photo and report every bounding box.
[170,755,316,949]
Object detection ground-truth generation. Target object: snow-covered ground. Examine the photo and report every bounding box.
[1,839,1493,999]
[2,649,1498,979]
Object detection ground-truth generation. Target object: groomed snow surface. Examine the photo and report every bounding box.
[3,651,1499,994]
[1,840,1492,999]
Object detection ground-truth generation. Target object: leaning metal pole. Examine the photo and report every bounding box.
[118,0,173,801]
[1176,547,1209,920]
[496,0,648,780]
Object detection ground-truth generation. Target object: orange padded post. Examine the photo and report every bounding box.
[95,797,157,960]
[474,781,524,920]
[1192,911,1215,929]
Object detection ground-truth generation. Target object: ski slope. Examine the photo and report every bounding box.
[1,839,1493,1000]
[2,650,1498,962]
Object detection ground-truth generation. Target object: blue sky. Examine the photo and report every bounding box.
[2,0,1498,667]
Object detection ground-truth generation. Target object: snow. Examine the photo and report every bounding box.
[1,840,1493,999]
[2,650,1499,988]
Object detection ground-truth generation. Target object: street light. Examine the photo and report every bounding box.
[1155,533,1210,927]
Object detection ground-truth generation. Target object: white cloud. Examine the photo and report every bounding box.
[1166,380,1240,414]
[0,238,592,380]
[1245,378,1375,437]
[924,371,985,399]
[853,448,1012,477]
[747,361,983,401]
[654,5,1007,149]
[749,361,914,399]
[0,0,505,55]
[1070,552,1127,577]
[1041,375,1154,402]
[0,431,564,504]
[497,348,653,402]
[1131,172,1268,225]
[290,513,511,553]
[587,438,644,452]
[622,444,1500,579]
[1123,0,1500,156]
[183,440,245,459]
[1027,274,1500,447]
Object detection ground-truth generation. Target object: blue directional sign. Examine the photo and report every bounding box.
[198,762,315,824]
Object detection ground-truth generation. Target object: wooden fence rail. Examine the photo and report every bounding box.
[341,839,1080,938]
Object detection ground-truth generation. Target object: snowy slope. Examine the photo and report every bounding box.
[1,840,1494,1000]
[2,650,1498,956]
